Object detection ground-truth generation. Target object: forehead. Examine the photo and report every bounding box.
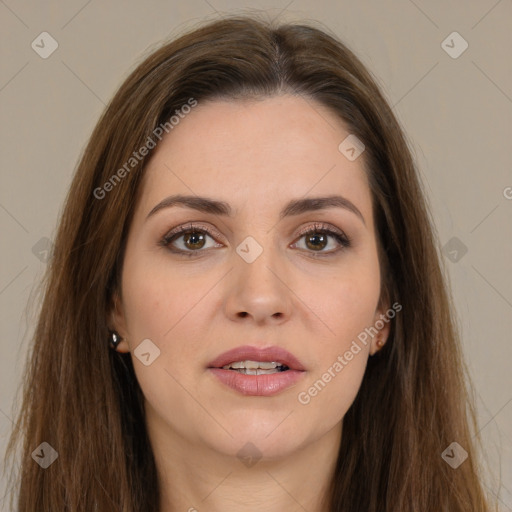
[137,95,372,222]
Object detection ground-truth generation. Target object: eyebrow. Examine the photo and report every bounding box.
[146,194,366,225]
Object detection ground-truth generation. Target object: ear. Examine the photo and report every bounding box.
[369,298,392,356]
[107,291,131,353]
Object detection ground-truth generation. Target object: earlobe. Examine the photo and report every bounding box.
[372,335,386,355]
[108,330,130,353]
[370,306,391,356]
[107,292,131,353]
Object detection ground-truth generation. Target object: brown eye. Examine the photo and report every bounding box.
[304,232,329,251]
[180,231,207,250]
[293,223,351,256]
[164,229,216,252]
[160,223,222,255]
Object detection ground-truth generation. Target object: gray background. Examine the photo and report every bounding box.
[1,0,511,509]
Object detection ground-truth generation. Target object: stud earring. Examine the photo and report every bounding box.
[109,330,122,350]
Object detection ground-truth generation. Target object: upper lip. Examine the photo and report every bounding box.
[208,345,305,371]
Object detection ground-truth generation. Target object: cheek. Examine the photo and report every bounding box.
[120,248,220,401]
[303,255,381,352]
[297,350,367,435]
[295,287,376,429]
[294,258,380,420]
[121,246,207,345]
[119,256,210,429]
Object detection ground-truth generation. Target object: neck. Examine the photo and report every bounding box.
[147,411,342,512]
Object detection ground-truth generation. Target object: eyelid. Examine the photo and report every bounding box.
[162,221,346,240]
[163,221,224,240]
[295,222,347,240]
[292,222,352,255]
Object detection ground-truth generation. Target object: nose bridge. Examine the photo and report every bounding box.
[236,230,283,290]
[232,212,277,266]
[226,227,292,321]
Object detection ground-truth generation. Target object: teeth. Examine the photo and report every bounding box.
[232,368,282,375]
[222,360,285,370]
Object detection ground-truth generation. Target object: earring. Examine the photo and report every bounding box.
[109,330,122,350]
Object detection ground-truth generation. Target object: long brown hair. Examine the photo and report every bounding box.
[5,14,497,511]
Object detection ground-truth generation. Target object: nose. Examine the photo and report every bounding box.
[223,243,293,325]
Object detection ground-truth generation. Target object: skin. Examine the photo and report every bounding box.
[110,94,390,512]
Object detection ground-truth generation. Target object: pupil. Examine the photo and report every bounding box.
[306,233,326,251]
[185,231,205,249]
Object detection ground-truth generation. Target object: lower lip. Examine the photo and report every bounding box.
[208,368,305,396]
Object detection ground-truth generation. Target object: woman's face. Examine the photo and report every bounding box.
[110,94,390,460]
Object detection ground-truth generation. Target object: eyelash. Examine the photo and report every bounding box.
[159,222,352,258]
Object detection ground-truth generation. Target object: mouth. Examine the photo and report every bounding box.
[207,345,306,396]
[207,344,305,371]
[220,360,290,375]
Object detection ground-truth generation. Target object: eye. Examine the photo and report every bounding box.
[159,222,222,256]
[159,221,351,257]
[292,222,351,256]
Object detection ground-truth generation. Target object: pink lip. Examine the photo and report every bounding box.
[207,345,306,397]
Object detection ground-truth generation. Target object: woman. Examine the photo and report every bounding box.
[5,14,496,511]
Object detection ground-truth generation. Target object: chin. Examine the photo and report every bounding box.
[207,416,308,458]
[210,435,303,464]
